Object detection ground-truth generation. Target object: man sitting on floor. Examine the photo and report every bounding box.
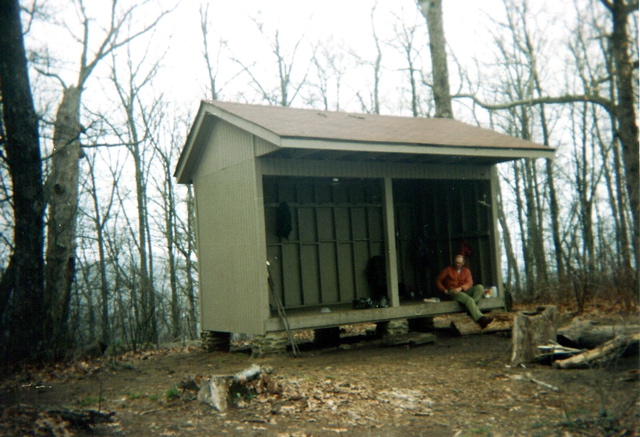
[436,255,493,329]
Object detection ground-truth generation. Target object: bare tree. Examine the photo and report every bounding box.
[81,148,123,348]
[234,18,315,107]
[417,0,453,118]
[457,0,638,290]
[36,0,171,358]
[603,0,639,290]
[390,12,425,117]
[199,4,241,101]
[0,0,46,362]
[176,184,199,339]
[497,189,521,296]
[307,39,348,111]
[354,4,383,114]
[148,112,189,341]
[109,46,165,345]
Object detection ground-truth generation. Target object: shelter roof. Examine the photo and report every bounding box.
[175,100,554,183]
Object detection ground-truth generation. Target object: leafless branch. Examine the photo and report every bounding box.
[453,93,615,113]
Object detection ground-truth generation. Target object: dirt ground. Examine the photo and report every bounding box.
[1,308,639,437]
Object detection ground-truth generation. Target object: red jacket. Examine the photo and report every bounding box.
[436,265,473,293]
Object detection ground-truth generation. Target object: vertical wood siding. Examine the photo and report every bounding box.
[264,176,385,309]
[194,123,268,335]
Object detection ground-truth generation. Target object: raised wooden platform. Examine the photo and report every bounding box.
[264,298,505,333]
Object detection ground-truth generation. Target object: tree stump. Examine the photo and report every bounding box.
[197,364,277,412]
[511,306,558,364]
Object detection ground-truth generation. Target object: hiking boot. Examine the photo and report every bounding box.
[477,316,494,329]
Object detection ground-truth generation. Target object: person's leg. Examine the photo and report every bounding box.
[468,284,485,303]
[451,291,483,321]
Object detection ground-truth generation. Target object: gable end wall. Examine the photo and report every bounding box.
[194,121,269,335]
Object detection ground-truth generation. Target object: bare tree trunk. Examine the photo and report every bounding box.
[154,137,181,341]
[523,159,548,284]
[0,0,46,362]
[85,151,118,347]
[355,5,383,115]
[497,189,521,294]
[513,161,535,295]
[604,0,639,291]
[45,85,83,359]
[185,185,198,338]
[418,0,453,118]
[612,137,633,274]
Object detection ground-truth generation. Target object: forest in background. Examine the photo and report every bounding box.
[0,0,637,363]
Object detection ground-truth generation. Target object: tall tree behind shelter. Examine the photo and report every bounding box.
[417,0,453,118]
[0,0,46,362]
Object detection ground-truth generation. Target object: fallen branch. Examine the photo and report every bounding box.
[508,372,559,392]
[532,341,585,364]
[553,333,640,369]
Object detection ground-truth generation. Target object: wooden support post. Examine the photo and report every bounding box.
[511,306,558,364]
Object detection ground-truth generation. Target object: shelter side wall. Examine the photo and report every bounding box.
[194,124,269,335]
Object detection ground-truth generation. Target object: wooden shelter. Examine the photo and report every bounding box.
[174,101,554,337]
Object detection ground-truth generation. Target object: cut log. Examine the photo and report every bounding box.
[553,333,640,369]
[511,306,558,364]
[557,319,640,349]
[508,372,559,392]
[197,364,276,412]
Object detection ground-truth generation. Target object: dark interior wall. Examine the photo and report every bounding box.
[264,176,385,309]
[393,179,495,299]
[263,176,495,310]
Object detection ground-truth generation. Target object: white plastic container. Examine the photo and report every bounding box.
[484,286,498,298]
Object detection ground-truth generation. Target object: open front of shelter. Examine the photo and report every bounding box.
[174,101,554,339]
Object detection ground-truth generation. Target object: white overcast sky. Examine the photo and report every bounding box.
[26,0,573,120]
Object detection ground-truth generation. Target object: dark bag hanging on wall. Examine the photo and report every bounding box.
[276,201,293,239]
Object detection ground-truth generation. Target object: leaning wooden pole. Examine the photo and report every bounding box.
[267,263,301,357]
